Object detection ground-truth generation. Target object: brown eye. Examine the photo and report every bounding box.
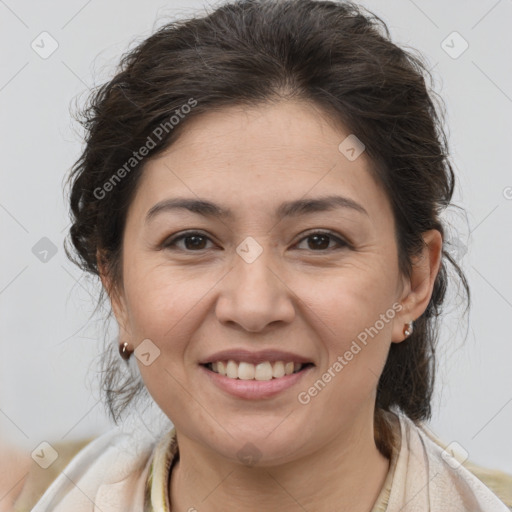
[163,231,213,251]
[295,231,349,251]
[162,230,349,253]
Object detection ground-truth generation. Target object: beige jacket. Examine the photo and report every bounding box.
[13,411,512,511]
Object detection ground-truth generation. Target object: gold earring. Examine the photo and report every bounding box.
[403,321,414,337]
[119,341,133,361]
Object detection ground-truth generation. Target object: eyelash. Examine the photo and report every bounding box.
[161,230,351,253]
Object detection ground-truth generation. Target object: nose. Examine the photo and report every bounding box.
[214,246,296,333]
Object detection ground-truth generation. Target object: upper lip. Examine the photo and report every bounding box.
[199,349,314,365]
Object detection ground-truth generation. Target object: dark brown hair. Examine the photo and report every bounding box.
[65,0,469,456]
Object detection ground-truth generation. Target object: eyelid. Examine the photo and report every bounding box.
[293,229,351,250]
[162,229,351,252]
[162,230,216,250]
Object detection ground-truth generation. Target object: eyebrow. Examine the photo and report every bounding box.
[145,195,369,224]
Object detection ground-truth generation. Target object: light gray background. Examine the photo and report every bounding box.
[1,0,511,474]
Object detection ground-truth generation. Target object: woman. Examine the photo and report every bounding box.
[16,0,512,510]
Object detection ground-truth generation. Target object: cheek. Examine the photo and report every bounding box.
[128,272,201,414]
[123,265,200,338]
[300,283,394,415]
[296,266,396,387]
[321,293,393,371]
[301,261,398,333]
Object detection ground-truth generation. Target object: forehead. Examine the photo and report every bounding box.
[129,101,392,226]
[156,100,354,170]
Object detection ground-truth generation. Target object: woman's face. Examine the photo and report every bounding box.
[109,100,429,465]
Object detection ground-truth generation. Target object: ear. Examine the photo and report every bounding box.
[391,229,443,343]
[96,249,132,343]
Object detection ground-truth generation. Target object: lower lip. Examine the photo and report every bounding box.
[200,365,313,400]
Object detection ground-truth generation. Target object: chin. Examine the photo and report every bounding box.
[205,421,312,467]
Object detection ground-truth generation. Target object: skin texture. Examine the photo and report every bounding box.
[101,100,442,512]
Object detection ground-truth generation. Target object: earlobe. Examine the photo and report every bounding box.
[391,317,415,343]
[403,321,414,337]
[391,229,443,343]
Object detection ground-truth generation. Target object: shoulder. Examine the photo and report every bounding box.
[462,460,512,511]
[12,438,94,512]
[411,416,512,511]
[13,426,158,512]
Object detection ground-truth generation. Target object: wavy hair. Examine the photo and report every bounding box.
[64,0,470,457]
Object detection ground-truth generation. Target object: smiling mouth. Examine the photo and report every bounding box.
[202,360,314,381]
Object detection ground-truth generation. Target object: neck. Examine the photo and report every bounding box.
[169,417,390,512]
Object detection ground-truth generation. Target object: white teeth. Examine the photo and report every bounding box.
[226,360,238,379]
[254,362,273,381]
[238,362,255,380]
[272,361,285,378]
[217,361,227,376]
[209,360,306,380]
